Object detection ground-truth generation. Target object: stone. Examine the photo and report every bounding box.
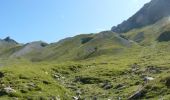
[101,82,113,90]
[3,86,16,94]
[114,84,125,89]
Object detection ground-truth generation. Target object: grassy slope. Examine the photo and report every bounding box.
[124,17,170,46]
[32,31,131,61]
[0,60,73,100]
[1,18,170,99]
[1,41,170,99]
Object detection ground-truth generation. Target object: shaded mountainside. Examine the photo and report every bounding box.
[112,0,170,33]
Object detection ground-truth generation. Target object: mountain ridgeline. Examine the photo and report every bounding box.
[0,31,132,61]
[0,0,170,61]
[0,0,169,61]
[1,0,170,61]
[112,0,170,33]
[1,0,170,99]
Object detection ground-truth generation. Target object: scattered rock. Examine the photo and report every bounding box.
[3,86,16,94]
[101,82,113,90]
[131,63,140,72]
[73,96,81,100]
[76,89,82,95]
[53,74,65,80]
[115,84,125,89]
[146,66,162,74]
[42,80,51,85]
[117,97,122,100]
[128,87,146,100]
[13,97,19,100]
[27,83,36,87]
[54,74,60,78]
[144,76,154,83]
[144,77,154,81]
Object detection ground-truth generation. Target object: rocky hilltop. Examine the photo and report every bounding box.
[112,0,170,33]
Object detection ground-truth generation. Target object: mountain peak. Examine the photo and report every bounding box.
[4,36,11,41]
[111,0,170,33]
[3,36,18,44]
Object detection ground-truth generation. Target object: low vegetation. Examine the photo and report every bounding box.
[0,39,170,99]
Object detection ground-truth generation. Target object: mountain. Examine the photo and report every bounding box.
[10,41,48,59]
[0,37,20,58]
[34,31,132,61]
[124,17,170,45]
[0,37,18,47]
[0,31,132,61]
[111,0,170,33]
[1,1,170,99]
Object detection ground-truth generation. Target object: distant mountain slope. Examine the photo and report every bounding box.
[1,0,170,61]
[0,32,133,61]
[0,37,20,58]
[0,37,18,48]
[111,0,170,33]
[34,31,132,61]
[2,1,170,99]
[10,41,48,60]
[124,17,170,45]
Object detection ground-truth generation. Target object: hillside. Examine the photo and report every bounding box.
[124,17,170,45]
[0,37,21,59]
[37,31,132,61]
[1,0,170,100]
[0,31,133,61]
[111,0,170,33]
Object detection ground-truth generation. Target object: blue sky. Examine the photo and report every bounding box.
[0,0,151,43]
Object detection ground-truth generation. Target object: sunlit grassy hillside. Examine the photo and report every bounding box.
[1,16,170,99]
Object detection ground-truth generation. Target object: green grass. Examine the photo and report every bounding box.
[1,18,170,99]
[0,41,170,99]
[0,61,73,100]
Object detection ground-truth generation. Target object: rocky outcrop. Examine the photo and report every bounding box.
[157,31,170,42]
[3,37,18,44]
[112,0,170,33]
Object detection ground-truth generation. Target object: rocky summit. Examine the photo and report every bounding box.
[111,0,170,33]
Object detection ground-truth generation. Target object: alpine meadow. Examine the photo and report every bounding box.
[1,0,170,99]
